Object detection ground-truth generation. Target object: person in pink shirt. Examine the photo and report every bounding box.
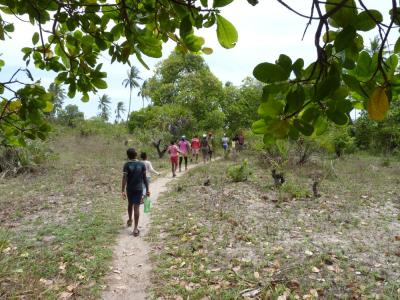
[167,140,180,177]
[177,135,191,172]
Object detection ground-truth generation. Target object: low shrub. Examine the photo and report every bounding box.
[0,141,57,176]
[227,159,250,182]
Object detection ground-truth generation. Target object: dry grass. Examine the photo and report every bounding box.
[148,151,400,299]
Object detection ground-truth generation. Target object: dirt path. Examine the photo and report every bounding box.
[102,166,196,300]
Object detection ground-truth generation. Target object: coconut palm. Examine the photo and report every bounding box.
[98,94,111,121]
[115,101,126,123]
[122,66,142,122]
[48,83,66,117]
[137,79,148,109]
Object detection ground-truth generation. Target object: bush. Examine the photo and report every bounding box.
[128,104,195,138]
[0,141,57,176]
[227,159,250,182]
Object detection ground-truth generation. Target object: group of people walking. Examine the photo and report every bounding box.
[167,132,245,177]
[121,132,245,236]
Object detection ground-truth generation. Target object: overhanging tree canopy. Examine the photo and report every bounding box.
[0,0,238,145]
[0,0,399,146]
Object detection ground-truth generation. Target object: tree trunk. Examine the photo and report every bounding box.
[152,139,168,158]
[126,88,132,123]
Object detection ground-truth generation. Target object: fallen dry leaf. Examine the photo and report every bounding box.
[395,236,400,241]
[254,271,260,279]
[66,283,78,292]
[241,288,261,298]
[311,267,320,273]
[59,291,73,299]
[277,290,290,300]
[39,278,54,286]
[304,250,313,256]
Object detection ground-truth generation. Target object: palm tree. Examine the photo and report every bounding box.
[137,79,148,109]
[122,66,142,122]
[115,101,126,123]
[48,83,66,117]
[98,94,111,121]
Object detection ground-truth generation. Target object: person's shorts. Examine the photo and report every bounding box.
[201,147,208,156]
[192,148,200,155]
[127,190,143,205]
[170,156,178,164]
[223,144,228,150]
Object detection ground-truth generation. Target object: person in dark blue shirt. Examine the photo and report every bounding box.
[121,148,150,236]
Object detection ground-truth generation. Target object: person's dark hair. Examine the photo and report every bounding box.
[140,152,147,160]
[170,140,175,145]
[127,148,137,159]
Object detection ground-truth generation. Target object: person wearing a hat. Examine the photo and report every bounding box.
[178,135,191,171]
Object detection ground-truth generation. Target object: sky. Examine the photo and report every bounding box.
[0,0,394,120]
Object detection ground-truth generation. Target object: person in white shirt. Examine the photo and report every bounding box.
[140,152,160,201]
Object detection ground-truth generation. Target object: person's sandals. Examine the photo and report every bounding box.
[127,219,132,227]
[133,229,140,237]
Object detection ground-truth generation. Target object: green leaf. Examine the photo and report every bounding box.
[92,78,108,89]
[253,63,289,83]
[216,15,238,49]
[389,8,400,26]
[292,58,304,78]
[269,119,289,138]
[394,37,400,54]
[293,119,314,136]
[334,26,356,52]
[42,102,54,113]
[276,54,292,78]
[4,23,14,32]
[200,0,208,7]
[285,85,305,114]
[263,134,275,145]
[354,51,371,79]
[213,0,234,8]
[314,116,328,135]
[301,107,319,123]
[32,32,39,45]
[183,34,205,52]
[325,0,357,27]
[258,100,284,117]
[355,10,382,31]
[343,74,366,97]
[180,15,193,38]
[202,47,213,55]
[327,110,348,125]
[252,119,267,134]
[322,30,337,43]
[81,92,90,102]
[261,83,289,102]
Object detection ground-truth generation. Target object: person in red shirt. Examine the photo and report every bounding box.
[167,140,180,177]
[190,135,200,163]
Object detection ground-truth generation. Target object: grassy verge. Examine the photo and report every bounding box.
[148,152,400,299]
[0,131,167,299]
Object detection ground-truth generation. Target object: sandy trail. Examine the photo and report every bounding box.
[102,165,197,300]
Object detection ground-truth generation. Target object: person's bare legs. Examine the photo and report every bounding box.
[133,204,140,235]
[179,156,183,172]
[127,202,133,226]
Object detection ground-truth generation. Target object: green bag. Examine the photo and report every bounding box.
[144,196,151,213]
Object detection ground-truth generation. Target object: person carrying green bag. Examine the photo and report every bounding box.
[143,196,151,213]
